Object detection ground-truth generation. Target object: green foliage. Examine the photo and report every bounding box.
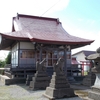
[0,60,5,68]
[0,52,11,74]
[5,52,11,64]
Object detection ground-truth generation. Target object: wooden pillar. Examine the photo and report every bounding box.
[18,41,20,68]
[40,46,42,61]
[64,47,67,77]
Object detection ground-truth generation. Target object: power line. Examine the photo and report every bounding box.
[41,0,61,16]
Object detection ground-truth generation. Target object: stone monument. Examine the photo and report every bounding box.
[84,47,100,100]
[82,60,96,86]
[44,58,75,99]
[29,58,50,90]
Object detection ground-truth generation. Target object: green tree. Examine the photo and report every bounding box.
[0,60,5,68]
[5,52,11,64]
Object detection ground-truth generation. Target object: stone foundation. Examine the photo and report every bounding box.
[82,72,96,86]
[44,72,76,99]
[26,75,34,85]
[29,71,50,90]
[84,74,100,100]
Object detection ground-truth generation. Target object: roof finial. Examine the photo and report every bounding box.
[57,18,59,24]
[17,13,19,19]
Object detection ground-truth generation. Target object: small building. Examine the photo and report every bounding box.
[71,57,82,76]
[0,14,94,78]
[72,50,96,75]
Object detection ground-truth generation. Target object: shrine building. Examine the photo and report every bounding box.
[0,13,94,78]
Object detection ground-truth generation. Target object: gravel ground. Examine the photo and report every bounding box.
[0,81,83,100]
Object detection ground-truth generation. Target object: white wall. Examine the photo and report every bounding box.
[19,42,35,68]
[20,42,34,49]
[72,52,86,61]
[11,43,18,68]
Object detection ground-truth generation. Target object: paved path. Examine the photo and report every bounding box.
[0,82,83,100]
[0,80,92,100]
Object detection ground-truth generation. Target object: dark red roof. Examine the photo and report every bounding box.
[72,57,79,64]
[72,50,96,57]
[0,14,94,50]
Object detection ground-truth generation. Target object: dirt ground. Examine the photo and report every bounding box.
[0,80,91,100]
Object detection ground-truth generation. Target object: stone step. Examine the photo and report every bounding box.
[88,90,100,100]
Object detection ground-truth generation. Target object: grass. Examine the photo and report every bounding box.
[84,71,88,75]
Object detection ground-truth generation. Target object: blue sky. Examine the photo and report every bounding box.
[0,0,99,60]
[51,0,100,54]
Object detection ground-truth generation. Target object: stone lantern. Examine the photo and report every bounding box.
[85,47,100,100]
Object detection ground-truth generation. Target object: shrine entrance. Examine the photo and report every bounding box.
[36,50,65,67]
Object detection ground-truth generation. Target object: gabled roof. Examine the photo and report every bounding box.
[72,57,80,64]
[0,13,94,50]
[72,50,96,57]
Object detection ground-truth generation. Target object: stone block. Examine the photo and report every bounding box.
[32,76,50,81]
[45,87,75,99]
[51,79,67,84]
[30,81,49,90]
[50,83,70,88]
[88,91,100,100]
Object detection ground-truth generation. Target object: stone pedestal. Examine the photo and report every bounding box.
[84,47,100,100]
[82,72,96,86]
[26,75,34,85]
[44,72,75,99]
[84,74,100,100]
[29,71,50,90]
[44,58,76,99]
[29,59,50,90]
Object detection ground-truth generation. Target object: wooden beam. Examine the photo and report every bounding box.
[39,45,42,61]
[64,47,67,77]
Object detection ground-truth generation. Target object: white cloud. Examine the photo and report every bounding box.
[86,19,96,26]
[78,18,83,21]
[0,0,70,60]
[0,50,9,61]
[0,0,69,32]
[0,0,69,16]
[66,27,99,54]
[62,22,100,54]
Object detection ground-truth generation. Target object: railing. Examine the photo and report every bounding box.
[4,64,36,69]
[4,64,82,69]
[18,64,36,68]
[4,64,82,73]
[67,64,83,77]
[3,64,11,72]
[4,64,11,68]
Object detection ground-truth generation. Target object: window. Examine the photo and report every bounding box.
[20,50,35,58]
[58,51,64,58]
[19,50,35,68]
[47,51,52,66]
[53,51,57,58]
[42,51,46,58]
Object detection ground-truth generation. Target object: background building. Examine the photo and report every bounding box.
[72,50,95,75]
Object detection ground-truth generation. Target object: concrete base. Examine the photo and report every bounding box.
[44,72,76,99]
[26,75,34,85]
[0,74,26,85]
[83,97,94,100]
[84,74,100,100]
[44,87,75,99]
[0,74,10,84]
[82,72,96,86]
[29,71,50,90]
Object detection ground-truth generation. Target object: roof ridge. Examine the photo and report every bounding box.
[17,13,60,22]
